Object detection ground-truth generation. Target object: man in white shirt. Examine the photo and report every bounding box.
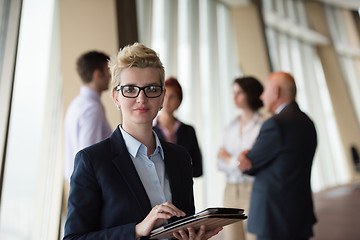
[64,51,112,183]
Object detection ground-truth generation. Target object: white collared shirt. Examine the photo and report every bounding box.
[120,126,172,207]
[217,112,264,183]
[275,102,290,114]
[64,86,112,183]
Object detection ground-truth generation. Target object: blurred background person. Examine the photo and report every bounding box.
[217,76,264,240]
[64,51,112,184]
[153,77,203,177]
[238,72,317,240]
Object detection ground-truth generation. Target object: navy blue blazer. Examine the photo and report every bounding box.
[64,127,195,240]
[245,102,317,239]
[153,122,203,177]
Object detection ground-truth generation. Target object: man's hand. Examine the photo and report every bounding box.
[238,150,252,171]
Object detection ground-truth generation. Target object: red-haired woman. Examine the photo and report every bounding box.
[153,77,203,178]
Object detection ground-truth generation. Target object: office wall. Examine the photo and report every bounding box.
[59,0,120,130]
[230,4,271,83]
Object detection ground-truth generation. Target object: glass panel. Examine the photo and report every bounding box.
[217,3,241,125]
[326,6,360,127]
[0,0,62,239]
[0,0,10,75]
[0,0,21,196]
[262,0,349,191]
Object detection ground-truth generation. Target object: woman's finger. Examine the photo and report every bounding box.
[154,202,185,217]
[187,227,196,239]
[177,229,189,240]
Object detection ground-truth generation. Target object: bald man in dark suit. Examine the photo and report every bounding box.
[239,72,317,240]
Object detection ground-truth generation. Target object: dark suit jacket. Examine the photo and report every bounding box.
[64,127,195,240]
[245,101,317,239]
[153,122,203,177]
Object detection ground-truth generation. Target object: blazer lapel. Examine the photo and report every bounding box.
[109,127,152,217]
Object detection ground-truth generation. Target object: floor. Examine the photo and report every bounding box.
[312,182,360,240]
[211,182,360,240]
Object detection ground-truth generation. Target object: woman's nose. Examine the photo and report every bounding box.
[136,90,148,103]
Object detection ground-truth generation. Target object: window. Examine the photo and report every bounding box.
[136,0,240,209]
[262,0,349,191]
[326,6,360,128]
[0,0,62,239]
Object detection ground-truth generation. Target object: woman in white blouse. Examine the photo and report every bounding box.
[217,76,264,240]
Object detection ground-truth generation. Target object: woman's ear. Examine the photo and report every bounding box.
[112,90,120,105]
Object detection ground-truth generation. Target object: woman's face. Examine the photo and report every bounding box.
[113,67,164,128]
[163,86,181,115]
[232,83,248,109]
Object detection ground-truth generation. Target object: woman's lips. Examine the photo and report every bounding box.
[135,107,149,113]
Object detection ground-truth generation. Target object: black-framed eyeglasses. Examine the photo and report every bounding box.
[115,85,164,98]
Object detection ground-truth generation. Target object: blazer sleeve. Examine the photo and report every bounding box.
[64,150,137,240]
[245,118,282,176]
[187,126,203,177]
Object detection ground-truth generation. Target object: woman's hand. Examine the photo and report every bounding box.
[173,225,223,240]
[135,202,186,239]
[217,147,231,162]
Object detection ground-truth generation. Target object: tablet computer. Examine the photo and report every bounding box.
[150,207,247,239]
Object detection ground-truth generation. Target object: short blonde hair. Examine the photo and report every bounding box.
[108,43,165,94]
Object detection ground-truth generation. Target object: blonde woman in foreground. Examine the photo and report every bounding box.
[63,43,222,240]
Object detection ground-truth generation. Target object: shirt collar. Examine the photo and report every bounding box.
[80,86,101,101]
[249,112,261,125]
[119,125,164,159]
[275,102,290,114]
[241,112,261,132]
